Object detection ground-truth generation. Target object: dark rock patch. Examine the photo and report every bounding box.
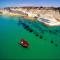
[49,30,52,33]
[44,39,46,40]
[26,28,30,30]
[23,26,29,29]
[40,35,43,39]
[35,34,39,36]
[29,29,33,32]
[55,30,58,32]
[51,40,54,43]
[18,20,21,25]
[22,23,26,26]
[55,44,58,47]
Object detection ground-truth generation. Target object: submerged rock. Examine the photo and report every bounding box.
[24,25,29,29]
[26,28,30,30]
[29,29,33,32]
[40,35,43,39]
[51,40,54,43]
[18,20,21,25]
[44,39,46,40]
[22,23,26,26]
[49,30,52,33]
[55,44,58,47]
[35,34,39,36]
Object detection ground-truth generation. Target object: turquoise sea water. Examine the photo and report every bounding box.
[0,15,60,59]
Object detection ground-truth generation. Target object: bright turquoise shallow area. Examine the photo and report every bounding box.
[0,16,60,59]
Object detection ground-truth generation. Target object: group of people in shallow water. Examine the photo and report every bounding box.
[18,18,58,47]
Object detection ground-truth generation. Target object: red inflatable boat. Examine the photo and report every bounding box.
[19,39,29,48]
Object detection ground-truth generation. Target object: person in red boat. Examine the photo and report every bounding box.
[19,39,29,48]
